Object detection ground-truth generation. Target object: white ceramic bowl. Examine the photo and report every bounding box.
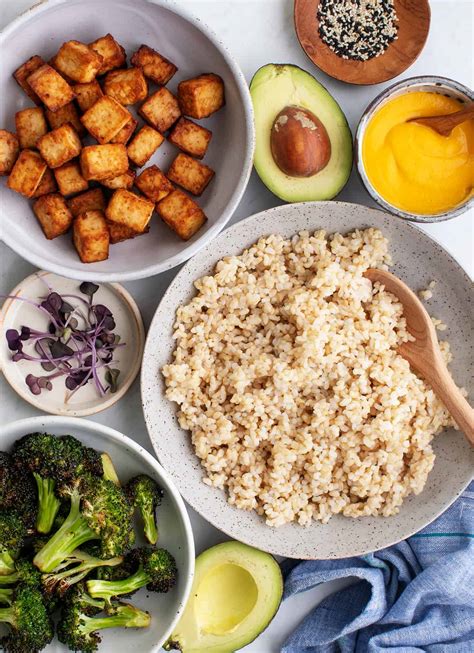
[142,201,474,559]
[0,271,145,416]
[0,416,195,653]
[0,0,254,281]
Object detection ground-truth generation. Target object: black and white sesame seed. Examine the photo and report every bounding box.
[318,0,399,62]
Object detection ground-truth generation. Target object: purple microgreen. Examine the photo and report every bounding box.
[5,282,124,398]
[50,340,74,359]
[105,368,120,393]
[6,329,22,351]
[80,282,99,299]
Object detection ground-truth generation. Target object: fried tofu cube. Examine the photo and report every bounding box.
[110,117,137,145]
[53,160,89,197]
[168,117,212,159]
[139,87,181,133]
[130,45,177,85]
[178,74,225,119]
[33,192,73,239]
[126,125,164,167]
[68,187,106,217]
[73,210,109,262]
[89,34,126,75]
[13,55,45,105]
[74,80,104,112]
[53,40,103,83]
[7,149,47,197]
[80,144,128,181]
[100,169,136,190]
[0,130,19,176]
[107,220,148,244]
[27,64,75,112]
[104,67,147,106]
[32,168,57,197]
[135,165,173,202]
[45,102,85,136]
[105,189,154,233]
[167,153,214,196]
[156,189,206,240]
[15,108,48,150]
[80,96,131,144]
[37,124,82,169]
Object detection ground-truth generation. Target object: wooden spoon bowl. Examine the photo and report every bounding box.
[365,268,474,446]
[294,0,431,85]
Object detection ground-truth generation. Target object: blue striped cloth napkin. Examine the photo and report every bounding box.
[282,482,474,652]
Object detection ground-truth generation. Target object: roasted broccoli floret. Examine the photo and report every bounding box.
[87,547,177,602]
[0,559,41,589]
[0,453,37,530]
[33,475,134,573]
[57,587,150,653]
[0,588,13,604]
[0,512,28,575]
[12,432,102,535]
[42,548,124,597]
[101,453,121,486]
[0,584,53,653]
[125,475,163,544]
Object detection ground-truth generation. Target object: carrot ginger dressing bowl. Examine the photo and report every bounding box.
[356,76,474,223]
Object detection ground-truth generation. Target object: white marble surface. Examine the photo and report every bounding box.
[1,1,472,650]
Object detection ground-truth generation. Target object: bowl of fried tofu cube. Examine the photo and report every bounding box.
[0,0,254,281]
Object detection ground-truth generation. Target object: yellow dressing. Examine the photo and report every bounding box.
[362,92,474,215]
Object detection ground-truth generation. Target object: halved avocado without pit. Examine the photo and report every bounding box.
[165,541,283,653]
[250,63,353,202]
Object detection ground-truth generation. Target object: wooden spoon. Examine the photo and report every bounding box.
[364,268,474,445]
[409,101,474,136]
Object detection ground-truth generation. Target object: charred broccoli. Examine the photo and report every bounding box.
[42,548,124,597]
[0,583,53,653]
[0,453,37,530]
[0,559,41,589]
[87,547,177,602]
[57,586,150,653]
[33,475,134,573]
[12,432,102,534]
[0,511,28,575]
[125,475,163,544]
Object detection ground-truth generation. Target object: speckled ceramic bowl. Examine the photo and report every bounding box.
[1,416,195,653]
[356,76,474,223]
[141,201,474,559]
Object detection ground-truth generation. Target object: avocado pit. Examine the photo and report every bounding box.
[270,105,331,177]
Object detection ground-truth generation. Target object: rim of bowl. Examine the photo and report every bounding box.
[355,75,474,223]
[1,415,195,652]
[0,271,145,416]
[0,0,256,282]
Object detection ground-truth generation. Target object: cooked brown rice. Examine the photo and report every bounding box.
[163,228,453,526]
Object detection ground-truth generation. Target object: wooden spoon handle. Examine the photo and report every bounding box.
[430,356,474,445]
[411,102,474,135]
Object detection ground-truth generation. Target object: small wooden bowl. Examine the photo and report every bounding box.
[294,0,431,85]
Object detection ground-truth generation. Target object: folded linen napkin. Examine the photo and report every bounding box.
[282,482,474,653]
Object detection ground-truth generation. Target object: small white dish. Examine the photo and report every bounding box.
[0,415,195,653]
[142,201,474,559]
[1,271,144,416]
[0,0,255,281]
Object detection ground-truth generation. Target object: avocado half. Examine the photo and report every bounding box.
[250,63,353,202]
[165,541,283,653]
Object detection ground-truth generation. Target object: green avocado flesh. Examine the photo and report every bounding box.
[166,541,283,653]
[250,63,353,202]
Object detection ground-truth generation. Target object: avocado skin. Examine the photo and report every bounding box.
[250,63,353,202]
[165,541,283,653]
